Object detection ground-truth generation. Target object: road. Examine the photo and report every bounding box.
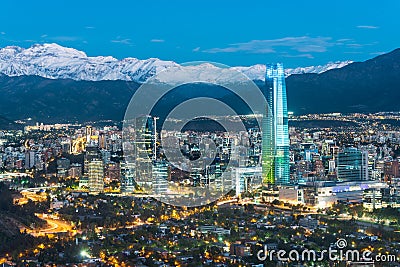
[26,213,73,237]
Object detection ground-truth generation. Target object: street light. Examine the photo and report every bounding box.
[80,250,90,258]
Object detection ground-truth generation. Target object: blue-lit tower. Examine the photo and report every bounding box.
[262,63,290,185]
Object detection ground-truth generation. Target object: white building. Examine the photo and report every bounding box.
[233,167,262,197]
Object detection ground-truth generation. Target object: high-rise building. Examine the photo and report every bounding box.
[337,147,369,182]
[86,126,93,143]
[24,151,35,169]
[120,160,136,193]
[84,144,100,176]
[152,160,169,195]
[99,133,107,149]
[134,116,154,191]
[262,63,290,185]
[328,159,336,173]
[88,159,104,194]
[233,167,262,197]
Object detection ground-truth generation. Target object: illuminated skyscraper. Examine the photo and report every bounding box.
[134,116,154,191]
[121,116,156,193]
[262,63,290,185]
[88,159,104,194]
[152,160,169,195]
[84,144,100,176]
[121,160,136,193]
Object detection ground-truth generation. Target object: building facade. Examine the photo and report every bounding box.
[88,159,104,194]
[262,63,290,186]
[337,147,369,182]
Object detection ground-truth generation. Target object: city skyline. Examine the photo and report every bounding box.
[0,1,399,265]
[2,112,400,265]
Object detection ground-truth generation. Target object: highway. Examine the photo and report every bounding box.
[26,213,73,237]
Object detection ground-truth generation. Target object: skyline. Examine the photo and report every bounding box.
[1,0,399,67]
[1,1,400,266]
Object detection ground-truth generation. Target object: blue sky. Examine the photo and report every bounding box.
[0,0,399,67]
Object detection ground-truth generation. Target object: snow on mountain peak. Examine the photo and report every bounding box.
[285,61,353,77]
[0,43,353,82]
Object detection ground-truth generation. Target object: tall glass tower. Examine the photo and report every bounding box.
[262,63,290,185]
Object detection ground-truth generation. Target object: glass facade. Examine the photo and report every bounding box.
[134,116,154,191]
[337,147,369,181]
[152,160,169,195]
[262,63,290,185]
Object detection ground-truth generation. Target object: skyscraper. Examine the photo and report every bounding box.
[25,151,36,169]
[262,63,290,185]
[86,125,93,143]
[152,160,169,195]
[134,116,154,191]
[120,160,136,193]
[337,147,369,181]
[88,159,104,194]
[121,116,155,193]
[84,144,100,176]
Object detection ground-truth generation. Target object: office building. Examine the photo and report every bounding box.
[262,63,290,185]
[25,151,35,169]
[88,159,104,194]
[233,167,262,197]
[86,125,93,143]
[337,147,369,182]
[134,116,154,191]
[120,160,136,193]
[84,144,100,176]
[152,160,169,195]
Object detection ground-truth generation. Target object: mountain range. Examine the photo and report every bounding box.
[286,48,400,114]
[0,43,352,82]
[0,43,399,126]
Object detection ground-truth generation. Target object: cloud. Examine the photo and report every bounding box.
[203,36,334,54]
[111,38,132,45]
[344,51,363,54]
[85,26,95,29]
[150,39,164,43]
[281,53,314,59]
[0,32,5,35]
[48,36,79,41]
[357,25,379,29]
[370,51,386,56]
[345,41,378,49]
[192,47,200,52]
[336,38,353,42]
[346,43,364,48]
[41,34,48,38]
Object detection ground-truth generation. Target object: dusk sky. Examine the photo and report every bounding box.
[1,0,399,68]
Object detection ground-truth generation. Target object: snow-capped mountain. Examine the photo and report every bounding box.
[0,43,178,82]
[285,61,353,76]
[0,43,352,82]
